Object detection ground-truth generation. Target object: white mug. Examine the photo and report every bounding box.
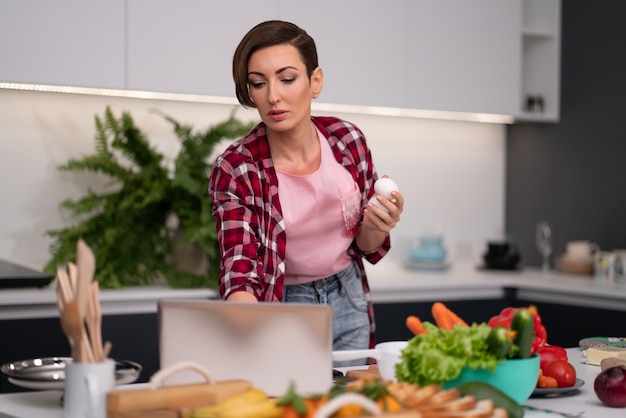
[566,240,599,261]
[64,359,115,418]
[332,341,407,382]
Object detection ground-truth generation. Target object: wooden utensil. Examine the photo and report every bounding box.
[86,281,104,362]
[55,285,65,314]
[60,300,84,363]
[57,266,74,304]
[57,261,100,363]
[76,238,96,320]
[102,341,113,359]
[67,262,78,295]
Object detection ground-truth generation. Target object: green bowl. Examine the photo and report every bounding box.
[442,355,539,404]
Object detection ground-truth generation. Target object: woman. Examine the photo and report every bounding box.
[208,20,404,354]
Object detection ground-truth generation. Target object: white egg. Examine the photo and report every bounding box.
[368,195,389,213]
[374,178,399,199]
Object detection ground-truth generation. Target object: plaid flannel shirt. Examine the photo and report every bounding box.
[208,116,390,347]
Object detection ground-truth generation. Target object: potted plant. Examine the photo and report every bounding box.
[44,106,255,289]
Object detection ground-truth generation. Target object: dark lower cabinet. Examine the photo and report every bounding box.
[2,294,625,393]
[514,300,626,348]
[0,314,159,393]
[374,296,626,349]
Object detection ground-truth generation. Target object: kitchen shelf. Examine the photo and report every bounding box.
[521,27,557,39]
[516,0,561,123]
[514,111,559,123]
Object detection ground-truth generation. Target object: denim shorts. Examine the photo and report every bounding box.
[283,260,370,367]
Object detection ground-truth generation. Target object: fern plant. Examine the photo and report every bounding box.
[44,106,254,289]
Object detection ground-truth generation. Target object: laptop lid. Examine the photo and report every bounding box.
[158,299,333,397]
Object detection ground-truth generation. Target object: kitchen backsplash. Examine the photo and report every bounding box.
[0,89,505,272]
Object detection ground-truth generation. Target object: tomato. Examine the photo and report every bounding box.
[538,345,568,370]
[542,360,577,388]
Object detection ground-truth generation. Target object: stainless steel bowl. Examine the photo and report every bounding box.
[1,357,142,390]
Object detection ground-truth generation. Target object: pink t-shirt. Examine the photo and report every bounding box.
[277,128,361,285]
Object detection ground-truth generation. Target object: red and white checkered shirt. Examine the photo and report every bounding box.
[208,116,390,347]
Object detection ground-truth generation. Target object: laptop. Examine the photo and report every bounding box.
[157,299,333,397]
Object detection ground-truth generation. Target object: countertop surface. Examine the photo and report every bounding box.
[0,348,620,417]
[0,285,217,319]
[2,258,626,320]
[365,258,626,311]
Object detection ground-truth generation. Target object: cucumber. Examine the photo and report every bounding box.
[486,326,513,358]
[511,308,535,359]
[457,381,523,418]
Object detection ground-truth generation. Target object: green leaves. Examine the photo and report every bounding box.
[395,322,501,386]
[44,106,255,289]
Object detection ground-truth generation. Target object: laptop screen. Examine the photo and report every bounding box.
[158,299,333,397]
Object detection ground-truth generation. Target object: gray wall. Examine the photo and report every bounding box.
[506,0,626,268]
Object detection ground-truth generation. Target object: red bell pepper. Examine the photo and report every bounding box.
[487,305,547,356]
[537,344,568,370]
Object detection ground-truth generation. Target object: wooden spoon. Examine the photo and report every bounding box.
[102,341,112,359]
[60,300,95,363]
[60,300,83,363]
[67,262,78,295]
[86,281,104,362]
[76,238,96,320]
[56,266,74,304]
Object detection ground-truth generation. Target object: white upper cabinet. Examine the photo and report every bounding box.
[279,1,408,108]
[0,1,560,121]
[0,0,125,89]
[405,0,521,116]
[126,0,278,96]
[279,0,521,116]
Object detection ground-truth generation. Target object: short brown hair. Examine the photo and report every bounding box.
[232,20,319,108]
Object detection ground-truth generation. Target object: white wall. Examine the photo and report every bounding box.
[0,89,505,272]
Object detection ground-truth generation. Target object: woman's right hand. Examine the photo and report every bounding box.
[226,291,259,302]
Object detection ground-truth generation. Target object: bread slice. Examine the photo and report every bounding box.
[345,369,382,381]
[403,385,443,408]
[489,408,508,418]
[419,399,494,418]
[419,395,476,413]
[420,389,463,407]
[387,381,422,403]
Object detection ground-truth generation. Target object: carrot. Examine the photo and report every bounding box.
[537,374,558,389]
[446,306,469,327]
[405,315,428,335]
[431,302,455,330]
[280,398,318,418]
[280,404,300,418]
[377,394,403,412]
[431,302,468,329]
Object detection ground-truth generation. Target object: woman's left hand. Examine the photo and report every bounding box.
[363,190,404,233]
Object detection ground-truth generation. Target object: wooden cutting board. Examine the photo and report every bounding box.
[107,379,252,418]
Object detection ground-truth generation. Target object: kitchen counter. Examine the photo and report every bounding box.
[0,285,218,320]
[0,348,620,417]
[2,258,626,320]
[365,257,626,311]
[0,258,626,320]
